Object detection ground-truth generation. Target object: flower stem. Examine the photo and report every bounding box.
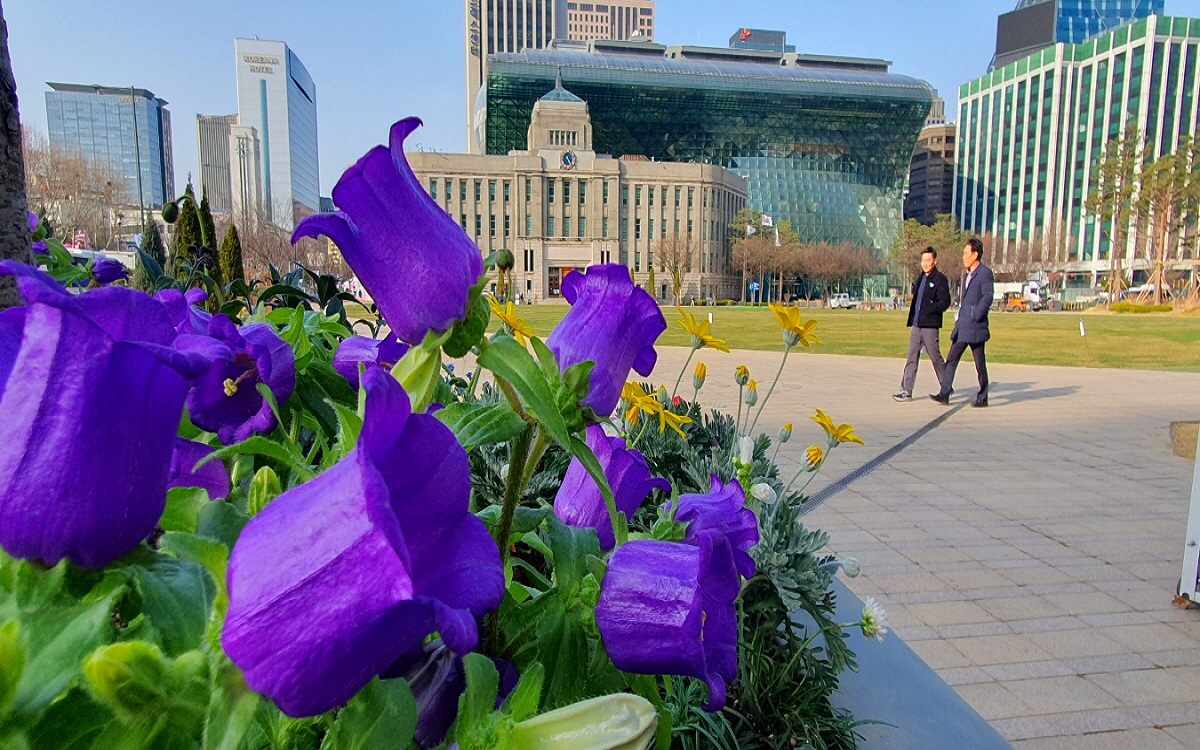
[519,428,550,490]
[748,346,790,436]
[496,426,533,563]
[784,439,832,495]
[671,347,697,401]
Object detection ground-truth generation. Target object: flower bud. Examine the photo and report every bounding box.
[160,201,179,223]
[656,386,669,407]
[499,463,511,481]
[750,482,777,505]
[83,641,171,721]
[778,423,793,444]
[842,557,861,578]
[734,365,749,386]
[248,466,283,517]
[508,693,657,750]
[693,362,706,391]
[743,380,758,407]
[806,444,824,468]
[739,435,754,466]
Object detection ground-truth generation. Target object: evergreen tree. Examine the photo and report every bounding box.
[198,188,220,284]
[170,184,202,273]
[132,218,165,292]
[219,223,245,287]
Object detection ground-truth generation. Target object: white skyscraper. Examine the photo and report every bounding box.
[234,38,319,229]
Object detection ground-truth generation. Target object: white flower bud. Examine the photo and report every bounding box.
[739,436,754,465]
[499,463,510,481]
[842,557,861,578]
[750,483,777,505]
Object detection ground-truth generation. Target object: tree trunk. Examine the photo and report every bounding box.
[0,1,30,310]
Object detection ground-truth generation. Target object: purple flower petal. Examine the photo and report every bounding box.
[221,367,503,717]
[180,316,295,444]
[554,424,669,550]
[155,288,213,335]
[546,265,666,416]
[0,264,192,568]
[292,118,483,345]
[92,257,129,285]
[333,336,410,388]
[167,439,230,501]
[596,532,739,711]
[675,476,759,578]
[26,211,38,234]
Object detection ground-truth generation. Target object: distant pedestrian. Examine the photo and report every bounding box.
[894,247,950,402]
[931,238,994,408]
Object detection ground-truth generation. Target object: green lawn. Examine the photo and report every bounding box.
[488,304,1200,371]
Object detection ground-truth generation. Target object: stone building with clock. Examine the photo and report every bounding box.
[407,79,746,303]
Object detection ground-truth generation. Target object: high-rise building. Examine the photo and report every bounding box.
[196,114,236,214]
[993,0,1163,68]
[234,38,319,229]
[410,78,746,303]
[905,96,956,225]
[229,124,264,229]
[45,82,174,209]
[728,28,795,54]
[465,0,567,153]
[482,41,931,256]
[955,14,1200,292]
[566,1,654,43]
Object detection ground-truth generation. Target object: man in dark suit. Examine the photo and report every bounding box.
[931,237,994,408]
[894,247,950,401]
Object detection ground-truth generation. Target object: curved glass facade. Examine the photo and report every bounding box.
[484,47,932,253]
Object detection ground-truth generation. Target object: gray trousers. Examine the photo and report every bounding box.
[900,326,945,394]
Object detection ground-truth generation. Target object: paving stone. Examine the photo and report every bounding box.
[946,634,1055,666]
[1005,675,1124,715]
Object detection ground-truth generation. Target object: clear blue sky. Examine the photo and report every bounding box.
[9,0,1200,198]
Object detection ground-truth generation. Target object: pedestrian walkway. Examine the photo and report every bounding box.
[652,346,1200,749]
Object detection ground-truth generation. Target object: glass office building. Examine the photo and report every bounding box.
[482,42,932,254]
[996,0,1163,68]
[955,15,1200,286]
[45,83,174,209]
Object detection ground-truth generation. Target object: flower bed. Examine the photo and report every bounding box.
[0,118,880,750]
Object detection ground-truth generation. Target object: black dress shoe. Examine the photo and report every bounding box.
[929,392,950,405]
[972,397,988,408]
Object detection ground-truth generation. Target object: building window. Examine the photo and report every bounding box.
[444,180,452,203]
[635,218,641,240]
[475,215,481,236]
[460,181,467,202]
[474,180,482,202]
[675,187,681,207]
[579,216,587,237]
[525,178,531,202]
[548,179,556,203]
[579,181,587,205]
[603,181,609,204]
[526,215,532,236]
[660,188,666,207]
[547,216,556,236]
[460,214,467,230]
[688,188,694,208]
[490,215,496,237]
[621,186,628,206]
[489,181,496,202]
[603,217,609,237]
[563,217,571,237]
[429,180,437,200]
[503,180,510,202]
[563,180,570,204]
[504,215,510,237]
[635,186,641,206]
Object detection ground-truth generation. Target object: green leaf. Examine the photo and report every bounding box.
[158,533,230,613]
[25,687,114,750]
[319,679,417,750]
[246,467,283,517]
[476,506,548,538]
[195,501,248,549]
[202,655,260,750]
[502,662,543,723]
[0,621,24,720]
[391,342,442,414]
[478,336,570,447]
[436,402,527,451]
[535,601,589,710]
[9,587,122,721]
[129,554,215,657]
[454,653,500,746]
[444,291,492,358]
[159,488,210,534]
[544,515,599,602]
[200,437,314,483]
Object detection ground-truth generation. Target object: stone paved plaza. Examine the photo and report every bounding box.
[651,343,1200,749]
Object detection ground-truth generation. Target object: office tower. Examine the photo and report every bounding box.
[197,114,236,213]
[234,38,319,229]
[229,124,263,229]
[994,0,1163,69]
[905,96,956,225]
[956,15,1200,291]
[566,1,655,43]
[465,0,568,153]
[45,82,174,209]
[727,28,795,54]
[482,42,931,255]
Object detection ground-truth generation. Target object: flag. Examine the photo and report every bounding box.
[774,226,781,247]
[761,214,774,227]
[745,224,757,236]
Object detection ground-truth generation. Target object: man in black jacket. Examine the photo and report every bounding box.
[894,247,950,401]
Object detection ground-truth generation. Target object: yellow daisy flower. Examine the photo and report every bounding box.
[676,308,730,353]
[488,295,535,346]
[768,304,819,349]
[811,409,865,445]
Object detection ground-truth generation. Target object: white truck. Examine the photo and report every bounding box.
[828,293,860,309]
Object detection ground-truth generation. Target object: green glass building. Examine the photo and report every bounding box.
[480,42,933,254]
[956,14,1200,290]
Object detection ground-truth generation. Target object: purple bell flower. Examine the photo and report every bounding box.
[546,264,666,417]
[92,257,129,285]
[674,476,759,578]
[0,263,196,568]
[26,211,37,233]
[221,366,504,717]
[175,316,295,444]
[596,531,740,711]
[291,118,483,345]
[332,335,409,389]
[155,288,212,334]
[167,438,230,501]
[553,424,668,551]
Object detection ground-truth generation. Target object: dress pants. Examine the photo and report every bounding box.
[900,327,945,394]
[938,340,988,398]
